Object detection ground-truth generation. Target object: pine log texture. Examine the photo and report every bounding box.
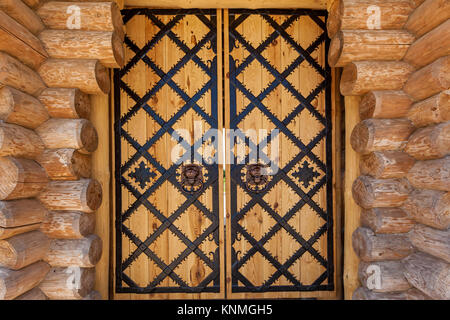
[83,290,101,300]
[0,199,47,228]
[0,11,47,70]
[39,267,95,299]
[352,176,412,209]
[402,189,450,230]
[341,61,414,96]
[0,0,45,35]
[327,0,413,39]
[360,151,415,179]
[0,52,46,96]
[329,30,414,67]
[403,56,450,101]
[407,90,450,127]
[21,0,43,9]
[360,207,414,234]
[0,230,50,270]
[352,227,413,261]
[350,119,414,154]
[38,59,110,95]
[0,261,50,300]
[39,30,124,68]
[409,224,450,263]
[38,179,102,213]
[36,119,98,154]
[45,235,102,268]
[0,86,49,129]
[0,123,44,159]
[0,224,40,240]
[405,0,450,37]
[41,211,95,239]
[37,149,91,181]
[405,122,450,160]
[353,287,431,300]
[38,88,90,119]
[407,156,450,191]
[359,90,413,120]
[402,252,450,300]
[37,1,124,41]
[14,287,47,300]
[358,260,411,292]
[404,20,450,68]
[0,157,48,200]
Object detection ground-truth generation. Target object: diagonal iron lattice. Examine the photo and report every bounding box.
[114,9,221,294]
[228,9,334,293]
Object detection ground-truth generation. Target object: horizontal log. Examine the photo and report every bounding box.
[0,199,47,228]
[359,90,413,120]
[409,224,450,263]
[0,223,40,240]
[38,88,91,119]
[352,176,412,209]
[358,260,411,292]
[45,234,102,268]
[37,149,91,181]
[0,157,48,201]
[0,52,46,97]
[0,10,47,70]
[352,227,413,261]
[404,19,450,68]
[403,55,450,101]
[329,30,414,67]
[21,0,43,8]
[402,189,450,230]
[38,59,110,95]
[341,61,414,96]
[327,0,413,39]
[407,90,450,127]
[0,0,45,35]
[14,287,47,300]
[41,211,95,239]
[36,119,98,154]
[39,267,95,299]
[405,0,450,37]
[37,1,124,41]
[124,0,325,9]
[360,207,414,234]
[405,121,450,160]
[83,290,101,300]
[0,86,49,129]
[360,151,415,179]
[0,123,44,159]
[0,261,50,300]
[353,287,431,300]
[350,119,414,154]
[38,179,102,213]
[0,230,50,270]
[407,156,450,191]
[402,252,450,300]
[39,30,124,68]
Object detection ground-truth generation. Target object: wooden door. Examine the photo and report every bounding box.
[224,9,336,299]
[113,9,225,299]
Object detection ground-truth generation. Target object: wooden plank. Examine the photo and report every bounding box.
[91,93,111,300]
[343,95,361,300]
[124,0,327,9]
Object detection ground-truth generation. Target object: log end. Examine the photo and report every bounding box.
[74,89,91,119]
[87,235,102,267]
[95,61,110,94]
[326,0,342,39]
[86,179,102,212]
[79,121,99,154]
[328,32,343,68]
[350,120,371,154]
[340,62,358,96]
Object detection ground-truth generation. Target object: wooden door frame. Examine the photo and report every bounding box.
[95,0,347,300]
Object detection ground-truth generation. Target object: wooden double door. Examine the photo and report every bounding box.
[113,8,335,299]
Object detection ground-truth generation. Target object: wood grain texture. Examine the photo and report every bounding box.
[407,90,450,127]
[0,261,50,300]
[409,224,450,263]
[407,156,450,191]
[0,122,44,159]
[0,86,49,129]
[0,52,46,96]
[41,211,95,239]
[39,267,95,299]
[360,151,415,179]
[14,286,47,300]
[38,179,102,213]
[353,286,431,300]
[405,0,450,37]
[360,207,414,234]
[405,121,450,160]
[0,0,45,35]
[0,223,40,240]
[39,88,91,119]
[358,260,411,292]
[38,59,110,95]
[0,199,47,228]
[359,90,413,120]
[37,148,91,181]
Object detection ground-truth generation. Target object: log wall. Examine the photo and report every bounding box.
[0,0,124,300]
[328,0,450,300]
